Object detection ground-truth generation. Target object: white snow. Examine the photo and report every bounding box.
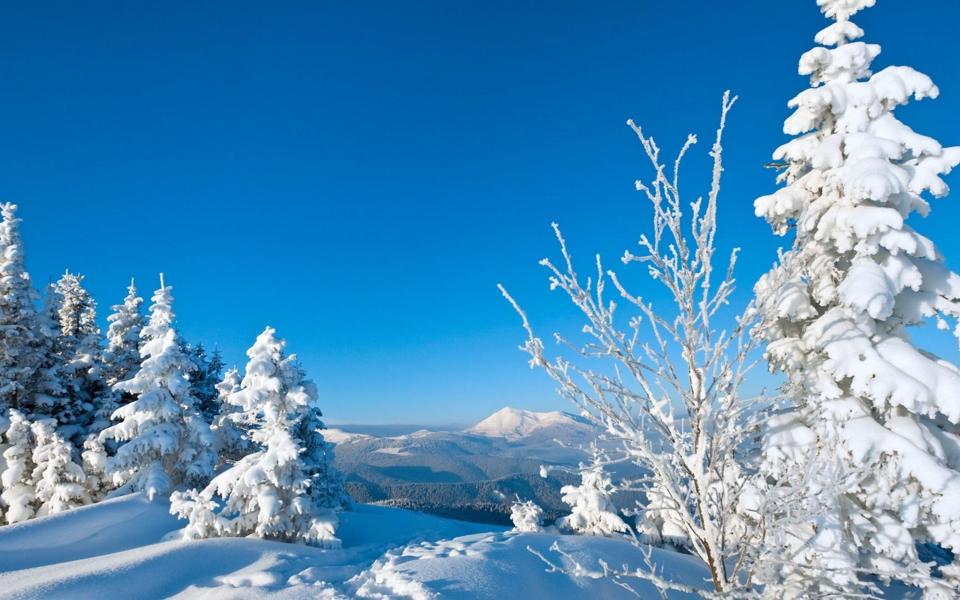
[322,428,372,445]
[373,447,413,456]
[0,493,708,599]
[465,407,589,441]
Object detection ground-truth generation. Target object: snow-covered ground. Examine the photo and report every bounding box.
[0,494,708,599]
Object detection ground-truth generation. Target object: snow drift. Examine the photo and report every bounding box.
[0,493,708,599]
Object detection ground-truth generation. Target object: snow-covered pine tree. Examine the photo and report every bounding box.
[0,204,43,414]
[754,0,960,594]
[170,326,345,547]
[211,368,254,463]
[509,498,544,533]
[102,279,144,393]
[188,343,225,423]
[30,419,90,516]
[636,481,691,549]
[99,276,216,500]
[556,448,628,537]
[81,435,109,501]
[31,284,71,421]
[52,272,110,439]
[289,357,348,511]
[91,280,146,435]
[1,410,37,524]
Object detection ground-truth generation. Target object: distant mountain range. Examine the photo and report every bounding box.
[328,407,601,524]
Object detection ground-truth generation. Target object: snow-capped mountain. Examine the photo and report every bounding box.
[326,407,601,524]
[465,407,593,441]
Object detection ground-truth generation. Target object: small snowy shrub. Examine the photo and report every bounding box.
[510,498,544,533]
[556,462,627,537]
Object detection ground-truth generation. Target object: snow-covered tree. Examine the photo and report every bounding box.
[30,419,90,516]
[30,284,71,421]
[170,326,345,547]
[292,359,348,511]
[102,279,144,392]
[93,280,146,436]
[81,435,109,501]
[210,368,252,462]
[501,95,817,597]
[99,276,216,500]
[1,410,37,524]
[48,272,110,440]
[188,343,224,423]
[509,498,544,533]
[555,450,628,537]
[636,481,690,549]
[754,0,960,594]
[0,204,42,414]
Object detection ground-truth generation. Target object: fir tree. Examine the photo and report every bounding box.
[0,204,42,413]
[99,276,216,500]
[30,419,91,516]
[188,343,224,422]
[289,357,348,511]
[81,435,109,501]
[102,279,144,392]
[754,0,960,594]
[211,368,253,462]
[1,410,37,524]
[170,326,344,547]
[556,448,628,537]
[31,284,71,421]
[53,271,109,435]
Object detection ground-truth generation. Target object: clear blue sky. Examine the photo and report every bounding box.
[1,1,958,424]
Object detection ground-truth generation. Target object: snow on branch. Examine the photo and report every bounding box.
[500,93,828,597]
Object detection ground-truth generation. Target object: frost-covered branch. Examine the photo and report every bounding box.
[501,93,826,597]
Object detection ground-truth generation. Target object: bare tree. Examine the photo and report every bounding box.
[499,94,826,597]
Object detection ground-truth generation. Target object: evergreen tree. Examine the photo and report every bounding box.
[170,326,344,547]
[0,204,42,413]
[290,358,348,511]
[556,449,628,537]
[99,276,216,500]
[754,0,960,593]
[211,368,253,462]
[188,343,224,422]
[30,419,90,516]
[102,279,144,393]
[53,272,109,436]
[93,280,145,435]
[81,435,109,501]
[1,410,37,524]
[31,284,71,420]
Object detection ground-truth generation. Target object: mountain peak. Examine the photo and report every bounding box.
[465,407,589,440]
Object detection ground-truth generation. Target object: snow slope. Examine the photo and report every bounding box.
[0,493,708,599]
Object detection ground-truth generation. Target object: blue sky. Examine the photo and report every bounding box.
[1,1,958,424]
